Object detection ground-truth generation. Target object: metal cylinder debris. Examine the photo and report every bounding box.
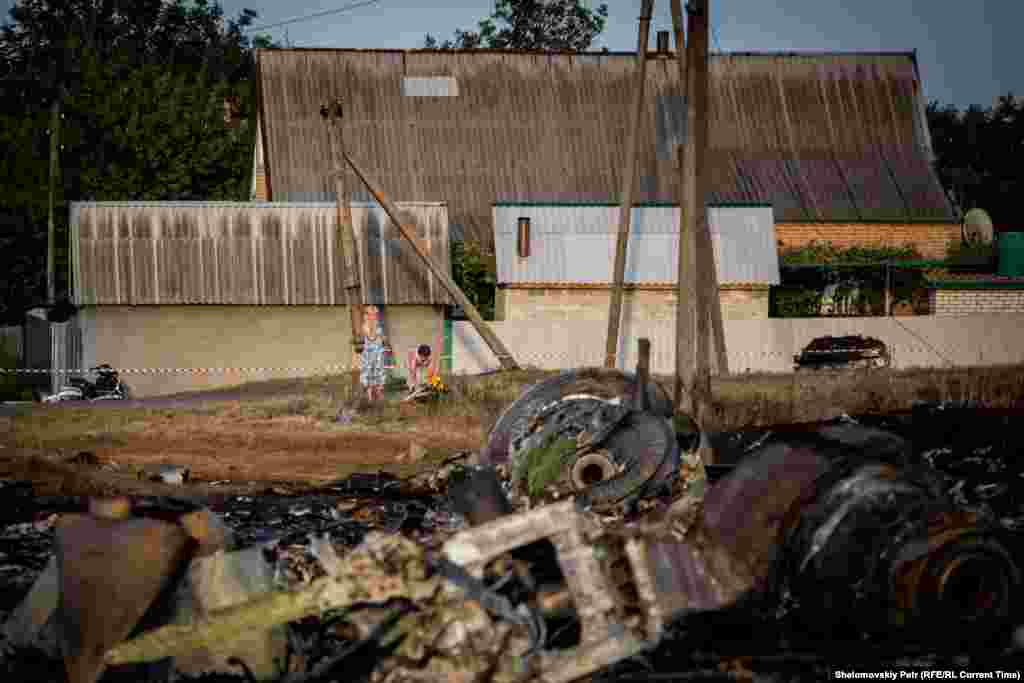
[645,424,1020,639]
[570,451,619,492]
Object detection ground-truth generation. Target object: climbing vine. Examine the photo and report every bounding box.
[772,241,930,317]
[779,241,919,266]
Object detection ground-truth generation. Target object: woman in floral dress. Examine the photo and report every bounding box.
[354,306,391,401]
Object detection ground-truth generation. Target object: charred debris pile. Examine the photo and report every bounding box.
[2,368,1024,683]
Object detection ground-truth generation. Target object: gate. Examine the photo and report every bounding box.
[22,311,83,396]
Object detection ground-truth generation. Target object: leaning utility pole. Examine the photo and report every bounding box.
[47,97,61,305]
[321,100,364,393]
[332,99,519,371]
[605,0,654,369]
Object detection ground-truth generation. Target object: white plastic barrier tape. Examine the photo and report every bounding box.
[0,357,456,375]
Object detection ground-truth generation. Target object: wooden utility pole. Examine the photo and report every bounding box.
[687,0,727,417]
[340,148,520,372]
[605,0,654,369]
[672,0,726,423]
[322,101,364,393]
[47,97,60,305]
[671,0,697,413]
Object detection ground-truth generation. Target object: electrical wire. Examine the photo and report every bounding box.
[243,0,382,33]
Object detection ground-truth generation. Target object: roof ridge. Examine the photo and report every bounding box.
[256,47,916,59]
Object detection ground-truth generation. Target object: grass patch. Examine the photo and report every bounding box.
[701,363,1024,431]
[15,363,1024,460]
[13,405,155,451]
[0,342,34,402]
[513,437,577,498]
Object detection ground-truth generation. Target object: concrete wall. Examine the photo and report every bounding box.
[776,223,960,259]
[496,286,770,322]
[81,304,445,397]
[930,288,1024,315]
[453,314,1024,375]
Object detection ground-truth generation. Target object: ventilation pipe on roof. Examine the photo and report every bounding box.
[656,30,670,54]
[517,217,531,258]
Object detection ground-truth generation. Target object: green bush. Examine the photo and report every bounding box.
[0,344,32,401]
[770,286,823,317]
[945,240,996,272]
[780,241,918,266]
[451,240,496,320]
[773,241,931,316]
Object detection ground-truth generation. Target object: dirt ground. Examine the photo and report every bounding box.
[77,411,481,483]
[1,395,486,500]
[6,362,1024,501]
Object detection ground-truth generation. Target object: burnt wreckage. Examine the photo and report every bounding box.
[794,335,891,371]
[3,369,1022,683]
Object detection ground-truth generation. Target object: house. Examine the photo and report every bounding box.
[251,47,959,260]
[69,201,452,397]
[493,203,780,321]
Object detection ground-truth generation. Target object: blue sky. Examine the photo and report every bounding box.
[2,0,1016,109]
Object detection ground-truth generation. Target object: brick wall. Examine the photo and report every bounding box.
[776,223,960,259]
[929,289,1024,315]
[497,286,770,322]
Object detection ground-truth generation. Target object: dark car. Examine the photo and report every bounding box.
[794,335,891,371]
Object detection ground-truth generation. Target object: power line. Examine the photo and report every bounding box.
[243,0,382,33]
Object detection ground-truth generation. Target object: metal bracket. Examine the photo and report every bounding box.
[441,501,658,683]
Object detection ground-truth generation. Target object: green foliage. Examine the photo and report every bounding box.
[514,437,576,498]
[424,0,609,51]
[779,241,919,266]
[451,240,496,320]
[770,286,824,318]
[0,343,33,401]
[773,241,930,317]
[927,95,1024,230]
[945,239,996,271]
[0,0,269,318]
[67,63,256,201]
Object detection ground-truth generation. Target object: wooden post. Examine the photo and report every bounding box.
[671,0,696,414]
[605,0,654,369]
[322,101,364,394]
[635,338,651,412]
[884,263,893,316]
[687,0,723,422]
[340,151,519,372]
[47,97,60,305]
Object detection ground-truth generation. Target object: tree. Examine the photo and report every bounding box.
[451,240,496,320]
[0,0,274,320]
[927,95,1024,232]
[424,0,609,51]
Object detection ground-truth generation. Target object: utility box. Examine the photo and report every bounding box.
[997,232,1024,277]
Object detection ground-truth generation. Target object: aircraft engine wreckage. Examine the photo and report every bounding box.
[480,368,696,510]
[3,370,1022,683]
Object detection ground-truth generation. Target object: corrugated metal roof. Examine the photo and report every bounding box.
[493,205,780,286]
[256,49,957,249]
[70,202,452,306]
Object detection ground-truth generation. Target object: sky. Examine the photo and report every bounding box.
[0,0,1016,109]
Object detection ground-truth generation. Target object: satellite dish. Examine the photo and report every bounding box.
[963,208,994,244]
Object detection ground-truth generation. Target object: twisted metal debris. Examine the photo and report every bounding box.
[3,364,1022,683]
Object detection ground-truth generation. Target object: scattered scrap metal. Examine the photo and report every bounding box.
[793,334,891,371]
[2,365,1021,683]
